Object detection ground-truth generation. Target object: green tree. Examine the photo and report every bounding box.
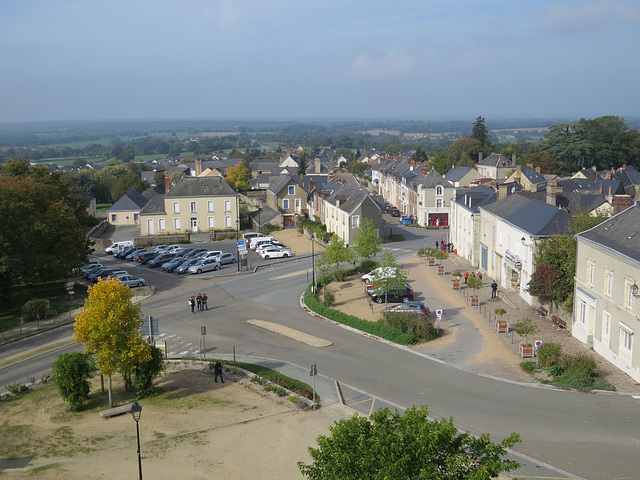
[73,278,151,407]
[352,218,381,261]
[52,352,95,411]
[514,317,539,344]
[299,404,520,479]
[154,171,166,186]
[318,234,356,273]
[410,146,429,163]
[21,298,50,322]
[370,250,408,306]
[447,137,483,166]
[429,151,453,175]
[133,346,166,398]
[471,115,492,147]
[297,150,308,176]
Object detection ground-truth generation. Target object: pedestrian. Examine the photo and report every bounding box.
[189,296,195,313]
[478,272,483,280]
[196,293,202,311]
[214,360,224,383]
[463,271,469,284]
[491,280,498,298]
[436,240,439,249]
[202,293,208,310]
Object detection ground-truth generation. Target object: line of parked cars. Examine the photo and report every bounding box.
[242,232,293,260]
[79,263,145,287]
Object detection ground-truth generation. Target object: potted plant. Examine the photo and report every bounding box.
[519,343,535,358]
[451,271,462,290]
[437,265,445,275]
[427,257,436,266]
[495,320,509,333]
[514,317,539,351]
[466,275,482,306]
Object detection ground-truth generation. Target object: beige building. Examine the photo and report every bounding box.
[573,204,640,383]
[107,189,149,226]
[139,177,238,235]
[266,175,307,229]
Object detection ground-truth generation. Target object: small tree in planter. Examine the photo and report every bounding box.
[514,317,539,354]
[494,308,507,322]
[466,275,483,306]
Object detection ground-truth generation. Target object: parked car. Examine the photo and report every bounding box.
[154,244,181,254]
[260,247,292,259]
[368,284,414,304]
[105,240,134,255]
[216,253,236,265]
[361,267,399,283]
[383,301,430,316]
[173,248,195,257]
[115,246,136,259]
[242,232,266,247]
[390,207,400,217]
[115,274,146,288]
[184,248,207,258]
[147,253,177,268]
[84,267,110,280]
[255,242,285,254]
[188,258,221,274]
[125,248,147,261]
[80,263,103,277]
[92,269,129,282]
[400,216,412,225]
[175,258,200,274]
[251,237,277,250]
[136,252,159,264]
[163,257,187,272]
[200,250,223,260]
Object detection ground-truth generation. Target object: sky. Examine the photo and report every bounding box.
[1,0,639,123]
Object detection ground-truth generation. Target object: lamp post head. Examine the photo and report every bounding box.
[130,401,142,422]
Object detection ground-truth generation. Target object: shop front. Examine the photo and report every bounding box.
[504,250,522,291]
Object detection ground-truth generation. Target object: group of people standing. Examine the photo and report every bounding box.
[435,239,453,252]
[188,293,208,313]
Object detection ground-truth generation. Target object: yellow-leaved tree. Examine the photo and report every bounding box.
[74,277,151,407]
[225,161,249,191]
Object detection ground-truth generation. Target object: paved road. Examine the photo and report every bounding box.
[2,227,640,479]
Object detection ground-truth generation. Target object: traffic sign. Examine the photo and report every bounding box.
[237,239,246,246]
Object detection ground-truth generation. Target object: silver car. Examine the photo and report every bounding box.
[115,274,146,287]
[188,258,221,274]
[216,253,236,265]
[175,258,200,274]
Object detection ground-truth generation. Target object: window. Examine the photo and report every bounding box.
[208,217,214,228]
[352,215,360,228]
[225,216,232,228]
[190,201,197,213]
[483,219,487,237]
[578,299,587,325]
[626,281,635,310]
[283,199,289,209]
[174,218,180,230]
[134,213,139,221]
[111,214,117,222]
[159,218,166,230]
[436,186,443,195]
[587,260,595,286]
[288,185,295,195]
[619,323,634,356]
[605,271,613,297]
[224,200,231,212]
[602,310,611,342]
[173,202,180,213]
[207,201,214,212]
[436,199,443,208]
[492,226,496,242]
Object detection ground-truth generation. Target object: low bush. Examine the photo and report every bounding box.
[323,291,335,306]
[548,365,566,377]
[233,362,317,402]
[536,342,562,368]
[5,382,29,395]
[332,270,349,282]
[560,354,597,376]
[21,298,50,322]
[359,259,377,274]
[520,361,538,373]
[389,234,404,242]
[265,385,288,397]
[380,312,439,342]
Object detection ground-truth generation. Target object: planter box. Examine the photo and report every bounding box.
[520,344,535,358]
[451,280,461,290]
[495,321,508,333]
[468,296,479,306]
[437,266,445,275]
[427,258,436,266]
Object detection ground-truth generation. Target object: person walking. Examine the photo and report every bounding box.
[463,271,469,284]
[214,360,224,383]
[189,296,195,313]
[202,293,208,310]
[491,280,498,298]
[196,293,202,311]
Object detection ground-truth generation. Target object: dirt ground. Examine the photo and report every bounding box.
[0,361,354,479]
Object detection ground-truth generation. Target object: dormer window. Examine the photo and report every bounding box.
[436,186,443,196]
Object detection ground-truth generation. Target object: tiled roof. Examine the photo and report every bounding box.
[165,177,237,197]
[109,189,149,211]
[578,203,640,263]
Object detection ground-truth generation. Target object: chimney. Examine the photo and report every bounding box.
[478,152,483,163]
[420,164,429,176]
[622,164,627,170]
[498,184,508,200]
[613,195,633,214]
[535,166,541,173]
[512,153,517,166]
[499,154,504,166]
[195,158,203,177]
[515,165,522,181]
[315,157,321,174]
[605,171,612,180]
[309,177,315,193]
[164,173,170,193]
[599,184,603,193]
[546,180,557,206]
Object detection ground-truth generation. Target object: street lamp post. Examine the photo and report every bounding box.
[130,402,143,480]
[311,234,316,293]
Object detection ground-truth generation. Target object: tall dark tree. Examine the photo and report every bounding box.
[471,115,492,147]
[297,149,308,176]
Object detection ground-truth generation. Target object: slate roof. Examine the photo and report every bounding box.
[477,153,511,167]
[577,203,640,263]
[518,190,607,214]
[518,167,546,185]
[138,193,166,215]
[267,175,301,195]
[453,186,496,213]
[109,189,149,211]
[165,177,237,197]
[480,193,572,236]
[445,166,475,183]
[414,169,450,188]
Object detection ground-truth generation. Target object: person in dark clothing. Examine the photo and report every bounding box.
[214,360,224,383]
[491,280,498,298]
[196,293,202,311]
[202,293,208,310]
[189,296,195,313]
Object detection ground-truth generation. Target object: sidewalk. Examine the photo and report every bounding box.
[437,253,640,394]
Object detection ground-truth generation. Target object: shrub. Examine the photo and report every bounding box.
[452,271,462,277]
[133,346,166,398]
[332,270,349,282]
[389,234,404,242]
[265,385,288,397]
[323,291,335,306]
[553,371,594,391]
[288,394,299,404]
[381,313,438,342]
[251,375,266,386]
[21,298,51,322]
[560,354,597,376]
[359,259,377,274]
[5,382,29,395]
[590,377,615,391]
[51,352,95,411]
[520,361,538,373]
[536,343,562,368]
[548,365,566,377]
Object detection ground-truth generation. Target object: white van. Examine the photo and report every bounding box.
[251,237,279,251]
[105,240,134,255]
[242,232,266,247]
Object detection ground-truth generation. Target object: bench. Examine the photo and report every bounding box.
[100,404,135,419]
[551,316,567,330]
[536,306,548,319]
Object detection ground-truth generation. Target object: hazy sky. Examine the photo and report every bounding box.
[1,0,639,123]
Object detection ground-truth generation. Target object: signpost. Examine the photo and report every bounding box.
[139,315,159,344]
[310,364,317,409]
[435,309,443,334]
[201,326,207,359]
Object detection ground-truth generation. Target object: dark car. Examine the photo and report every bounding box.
[115,246,136,259]
[390,207,401,217]
[368,283,414,304]
[136,251,159,264]
[147,252,176,268]
[126,248,148,261]
[383,301,430,316]
[184,248,207,258]
[175,258,200,273]
[163,257,188,272]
